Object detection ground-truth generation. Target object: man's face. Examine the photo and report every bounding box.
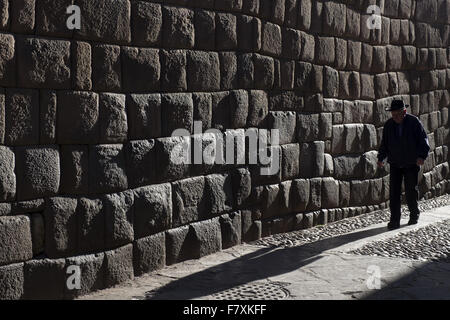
[391,108,406,124]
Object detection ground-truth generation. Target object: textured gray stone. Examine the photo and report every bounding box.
[323,1,346,36]
[163,6,195,48]
[10,0,35,33]
[248,90,268,127]
[162,93,194,136]
[0,216,32,266]
[253,54,275,89]
[99,93,128,143]
[91,44,121,92]
[290,179,310,212]
[125,140,156,189]
[75,0,131,43]
[267,111,296,145]
[230,90,249,129]
[262,22,282,56]
[0,34,15,87]
[161,50,186,91]
[231,168,251,208]
[133,184,172,239]
[299,142,324,178]
[132,1,162,46]
[308,178,322,211]
[104,191,134,249]
[39,90,56,144]
[191,218,222,258]
[89,144,128,194]
[172,177,206,227]
[60,145,89,195]
[122,47,160,92]
[133,232,165,276]
[5,88,39,146]
[15,146,60,201]
[155,136,191,182]
[0,0,9,30]
[0,146,15,202]
[316,37,335,65]
[205,174,234,215]
[77,197,105,254]
[72,41,92,91]
[34,0,71,36]
[0,263,24,300]
[127,94,161,140]
[24,258,66,299]
[104,244,134,288]
[44,197,78,258]
[220,212,241,249]
[165,225,194,265]
[297,113,319,142]
[65,253,105,298]
[30,213,44,256]
[216,13,237,50]
[321,177,339,209]
[281,143,300,181]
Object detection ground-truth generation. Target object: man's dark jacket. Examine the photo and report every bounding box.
[378,113,430,167]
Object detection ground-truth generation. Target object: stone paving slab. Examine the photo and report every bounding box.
[79,206,450,300]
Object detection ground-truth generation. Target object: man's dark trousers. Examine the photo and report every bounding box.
[389,164,421,223]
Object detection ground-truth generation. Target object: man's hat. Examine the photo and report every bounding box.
[385,99,409,111]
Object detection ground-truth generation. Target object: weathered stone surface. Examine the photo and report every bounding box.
[65,253,105,298]
[127,94,161,140]
[161,93,194,136]
[77,197,105,254]
[5,89,39,145]
[57,91,99,144]
[10,0,35,33]
[238,53,254,88]
[99,93,127,143]
[299,142,324,178]
[44,197,78,258]
[71,41,92,90]
[75,0,131,43]
[89,144,128,194]
[191,218,222,258]
[0,0,9,30]
[60,145,89,195]
[248,90,268,127]
[253,54,275,89]
[16,146,60,201]
[187,51,220,91]
[172,177,206,227]
[104,244,134,288]
[216,13,237,50]
[132,1,162,46]
[91,44,121,92]
[290,179,310,212]
[350,180,370,206]
[133,184,172,239]
[324,66,339,98]
[155,136,191,182]
[122,47,160,92]
[334,38,347,69]
[0,216,32,266]
[308,178,322,211]
[165,225,194,265]
[161,50,186,91]
[267,111,296,145]
[321,177,339,209]
[133,232,165,276]
[0,34,15,87]
[323,1,346,36]
[333,154,363,179]
[316,37,335,65]
[281,143,300,181]
[125,140,156,189]
[262,22,282,56]
[104,191,134,249]
[220,212,241,249]
[0,263,24,300]
[0,146,15,202]
[297,113,319,142]
[24,258,66,299]
[39,91,56,144]
[205,174,234,215]
[163,6,195,48]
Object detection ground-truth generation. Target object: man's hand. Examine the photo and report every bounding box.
[417,158,425,166]
[377,160,384,167]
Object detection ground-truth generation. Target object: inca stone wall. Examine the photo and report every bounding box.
[0,0,449,299]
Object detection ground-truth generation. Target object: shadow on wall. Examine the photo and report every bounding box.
[143,226,388,300]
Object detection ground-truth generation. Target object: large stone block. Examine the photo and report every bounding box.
[127,94,161,139]
[216,12,237,50]
[282,28,301,60]
[290,179,309,212]
[0,216,32,266]
[333,154,363,179]
[0,0,9,30]
[350,180,370,206]
[324,66,338,98]
[323,1,346,36]
[161,50,186,91]
[321,177,339,209]
[104,244,134,288]
[125,140,156,189]
[165,226,194,265]
[15,146,60,201]
[132,1,162,46]
[267,111,296,145]
[220,212,241,249]
[133,184,172,239]
[121,47,160,92]
[39,91,56,145]
[161,93,194,136]
[75,0,131,43]
[44,197,78,258]
[60,145,89,195]
[347,40,361,70]
[360,74,375,100]
[187,51,220,91]
[133,232,165,276]
[193,93,212,131]
[71,41,92,91]
[308,178,322,211]
[299,142,324,178]
[35,0,72,37]
[231,168,251,208]
[10,0,35,33]
[172,177,206,227]
[89,144,128,194]
[191,218,222,258]
[281,143,300,181]
[24,258,66,299]
[386,45,402,71]
[0,34,15,87]
[219,52,237,90]
[65,253,105,298]
[205,174,234,215]
[195,9,215,50]
[297,113,319,142]
[0,146,15,202]
[261,22,282,56]
[300,31,315,62]
[5,88,39,145]
[238,53,254,88]
[155,136,191,182]
[91,44,121,92]
[343,100,373,124]
[334,38,347,69]
[253,54,275,90]
[77,197,105,254]
[247,90,268,127]
[163,6,195,48]
[0,263,24,300]
[298,0,311,31]
[99,93,127,143]
[237,14,260,52]
[316,37,335,65]
[104,191,134,249]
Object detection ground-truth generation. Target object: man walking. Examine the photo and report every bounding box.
[377,100,430,230]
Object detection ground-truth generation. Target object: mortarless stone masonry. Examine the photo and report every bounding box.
[0,0,449,299]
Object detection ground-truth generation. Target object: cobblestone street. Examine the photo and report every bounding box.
[80,197,450,300]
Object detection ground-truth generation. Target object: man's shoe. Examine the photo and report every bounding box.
[387,222,400,230]
[408,217,419,225]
